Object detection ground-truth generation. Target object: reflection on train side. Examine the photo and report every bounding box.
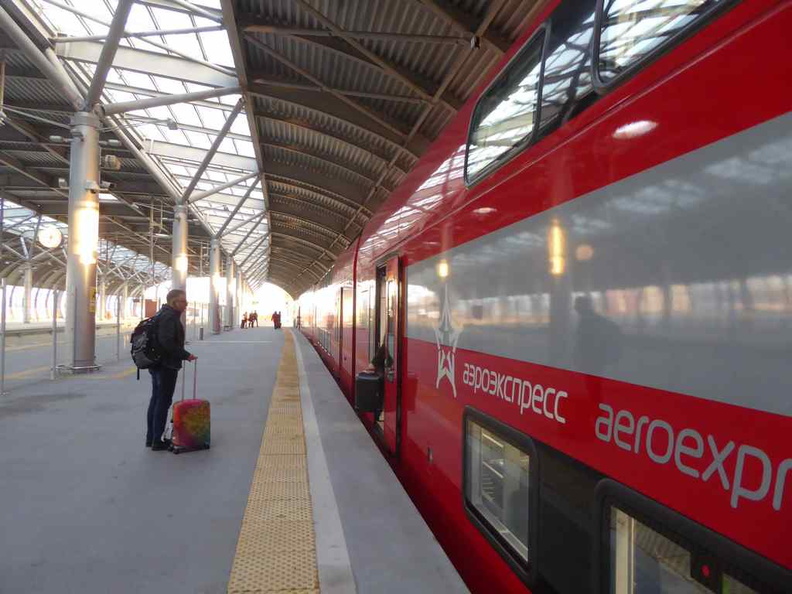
[407,116,792,416]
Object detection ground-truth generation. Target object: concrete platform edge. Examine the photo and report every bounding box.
[295,332,358,594]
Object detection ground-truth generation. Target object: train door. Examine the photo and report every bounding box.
[374,256,401,455]
[337,287,343,378]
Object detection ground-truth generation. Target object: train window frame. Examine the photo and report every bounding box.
[462,407,539,586]
[590,0,740,93]
[464,23,550,188]
[593,479,792,594]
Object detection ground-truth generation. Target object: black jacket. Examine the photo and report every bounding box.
[155,305,191,370]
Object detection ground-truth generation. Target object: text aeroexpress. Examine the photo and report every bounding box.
[461,362,568,424]
[596,403,792,512]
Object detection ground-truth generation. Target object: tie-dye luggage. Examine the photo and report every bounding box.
[170,361,210,454]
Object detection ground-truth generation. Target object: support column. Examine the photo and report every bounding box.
[209,237,221,334]
[64,111,101,372]
[236,269,243,321]
[23,263,33,324]
[122,282,129,320]
[98,277,106,321]
[171,203,189,291]
[225,255,235,330]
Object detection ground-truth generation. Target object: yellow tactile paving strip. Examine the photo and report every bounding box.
[227,330,320,594]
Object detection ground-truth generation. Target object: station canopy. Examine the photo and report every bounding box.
[1,0,540,297]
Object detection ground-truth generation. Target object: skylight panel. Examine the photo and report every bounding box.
[136,123,166,142]
[159,126,190,145]
[145,105,174,121]
[219,137,236,154]
[183,130,212,149]
[199,31,234,67]
[150,6,194,29]
[194,106,227,130]
[154,76,187,95]
[230,117,250,136]
[125,4,157,32]
[164,33,204,62]
[118,69,157,90]
[169,103,203,127]
[235,140,256,157]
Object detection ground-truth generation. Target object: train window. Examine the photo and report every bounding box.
[594,0,734,88]
[538,0,598,135]
[465,27,547,185]
[463,408,538,583]
[597,480,791,594]
[610,508,759,593]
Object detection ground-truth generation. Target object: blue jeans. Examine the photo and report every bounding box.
[146,366,179,445]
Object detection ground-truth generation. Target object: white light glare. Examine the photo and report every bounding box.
[613,120,657,139]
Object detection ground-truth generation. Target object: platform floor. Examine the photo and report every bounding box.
[0,327,466,593]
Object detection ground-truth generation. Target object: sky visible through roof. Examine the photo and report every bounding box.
[18,0,268,287]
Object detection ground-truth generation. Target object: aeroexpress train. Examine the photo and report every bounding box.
[297,0,792,592]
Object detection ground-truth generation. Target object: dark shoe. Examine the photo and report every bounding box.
[151,439,171,451]
[145,441,152,448]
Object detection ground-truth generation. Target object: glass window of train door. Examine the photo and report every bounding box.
[373,265,388,434]
[595,479,791,594]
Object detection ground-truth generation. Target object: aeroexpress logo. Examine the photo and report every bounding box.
[434,284,462,397]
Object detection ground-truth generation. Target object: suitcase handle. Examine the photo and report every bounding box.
[180,359,197,402]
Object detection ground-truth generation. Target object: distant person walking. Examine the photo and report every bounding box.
[251,311,259,327]
[241,312,248,329]
[146,289,197,451]
[271,311,278,329]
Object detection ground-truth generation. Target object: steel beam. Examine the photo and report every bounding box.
[213,178,260,237]
[147,140,256,172]
[229,212,267,255]
[103,85,241,116]
[237,234,269,267]
[180,98,244,204]
[52,24,224,44]
[0,6,83,111]
[189,171,257,205]
[223,210,264,239]
[83,0,133,110]
[55,40,237,87]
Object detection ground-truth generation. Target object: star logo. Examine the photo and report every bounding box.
[435,284,462,397]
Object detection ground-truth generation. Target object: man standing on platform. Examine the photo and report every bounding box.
[146,289,197,451]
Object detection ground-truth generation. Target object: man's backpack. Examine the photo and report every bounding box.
[130,315,161,378]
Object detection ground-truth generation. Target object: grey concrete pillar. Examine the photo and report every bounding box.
[64,111,101,371]
[171,203,188,291]
[225,255,235,330]
[209,237,221,334]
[23,263,33,324]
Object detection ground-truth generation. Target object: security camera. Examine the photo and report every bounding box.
[100,180,116,190]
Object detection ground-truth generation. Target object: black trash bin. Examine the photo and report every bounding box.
[355,371,383,412]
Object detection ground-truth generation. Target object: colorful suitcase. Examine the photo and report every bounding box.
[170,361,210,454]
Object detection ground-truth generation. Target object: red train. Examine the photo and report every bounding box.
[297,0,792,592]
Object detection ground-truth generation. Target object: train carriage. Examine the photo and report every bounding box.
[298,0,792,592]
